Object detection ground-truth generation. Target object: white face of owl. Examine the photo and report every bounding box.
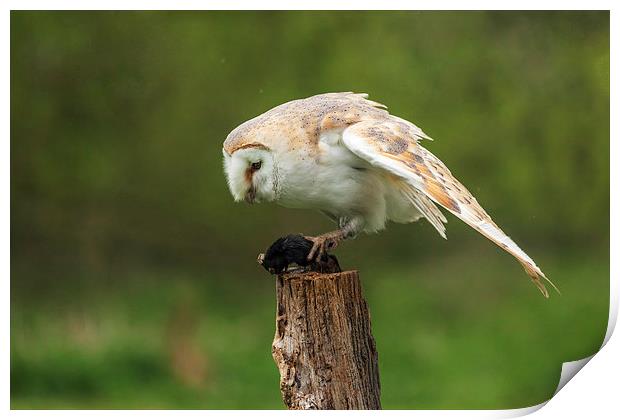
[223,146,278,204]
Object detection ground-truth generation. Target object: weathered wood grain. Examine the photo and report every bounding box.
[271,270,381,410]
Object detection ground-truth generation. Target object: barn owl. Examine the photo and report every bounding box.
[222,92,558,297]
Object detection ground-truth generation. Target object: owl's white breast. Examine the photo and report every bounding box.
[275,130,389,232]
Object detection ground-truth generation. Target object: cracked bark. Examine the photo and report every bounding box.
[271,270,381,410]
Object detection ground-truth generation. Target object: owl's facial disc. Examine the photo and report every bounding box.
[223,146,277,204]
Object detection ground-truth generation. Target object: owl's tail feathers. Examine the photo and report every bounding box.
[396,181,447,239]
[474,219,560,298]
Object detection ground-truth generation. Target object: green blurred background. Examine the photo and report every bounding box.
[10,11,609,409]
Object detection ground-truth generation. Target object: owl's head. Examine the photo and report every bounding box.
[223,143,278,204]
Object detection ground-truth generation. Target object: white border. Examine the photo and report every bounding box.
[0,1,616,11]
[3,2,616,419]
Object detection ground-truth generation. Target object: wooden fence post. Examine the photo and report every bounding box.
[271,270,381,410]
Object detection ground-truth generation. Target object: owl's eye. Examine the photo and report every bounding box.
[251,161,262,171]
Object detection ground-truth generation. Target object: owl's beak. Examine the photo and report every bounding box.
[244,185,256,204]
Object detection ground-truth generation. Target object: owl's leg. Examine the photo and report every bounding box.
[305,217,363,262]
[305,230,345,262]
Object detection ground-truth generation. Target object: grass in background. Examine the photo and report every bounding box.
[10,10,609,409]
[11,247,608,409]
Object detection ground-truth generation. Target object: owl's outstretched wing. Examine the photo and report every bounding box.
[341,118,559,298]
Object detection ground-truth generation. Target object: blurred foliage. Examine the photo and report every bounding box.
[11,11,609,409]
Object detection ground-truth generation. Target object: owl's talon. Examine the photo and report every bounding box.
[305,237,322,261]
[305,234,342,262]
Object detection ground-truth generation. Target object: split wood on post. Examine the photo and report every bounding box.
[271,270,381,410]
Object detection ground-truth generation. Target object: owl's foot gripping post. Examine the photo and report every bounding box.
[305,219,361,262]
[305,231,345,262]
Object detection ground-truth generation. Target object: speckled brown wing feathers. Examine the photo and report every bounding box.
[341,117,558,297]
